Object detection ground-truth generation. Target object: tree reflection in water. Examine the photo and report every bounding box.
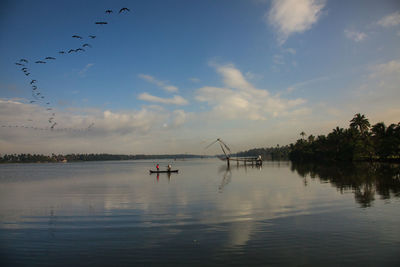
[291,162,400,208]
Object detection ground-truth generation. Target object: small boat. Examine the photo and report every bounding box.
[149,170,179,174]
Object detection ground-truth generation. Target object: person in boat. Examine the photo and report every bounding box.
[167,164,171,171]
[156,164,159,171]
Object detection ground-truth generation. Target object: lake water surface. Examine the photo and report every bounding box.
[0,159,399,266]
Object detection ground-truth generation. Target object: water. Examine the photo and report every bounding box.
[0,159,399,266]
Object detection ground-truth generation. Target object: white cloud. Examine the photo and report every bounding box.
[138,74,162,86]
[267,0,326,44]
[344,29,367,42]
[216,64,255,90]
[284,48,296,55]
[79,63,94,77]
[138,92,188,105]
[369,60,400,78]
[189,77,200,83]
[0,99,166,137]
[164,85,178,92]
[195,86,232,103]
[273,54,285,65]
[138,74,179,92]
[377,11,400,27]
[0,98,191,154]
[351,59,400,119]
[172,110,187,127]
[195,64,307,121]
[245,72,255,80]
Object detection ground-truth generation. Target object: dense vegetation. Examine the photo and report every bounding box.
[234,145,290,161]
[0,153,205,163]
[289,114,400,162]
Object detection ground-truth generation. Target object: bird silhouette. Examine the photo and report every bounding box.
[119,7,130,13]
[10,6,132,133]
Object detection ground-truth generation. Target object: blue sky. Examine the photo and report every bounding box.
[0,0,400,154]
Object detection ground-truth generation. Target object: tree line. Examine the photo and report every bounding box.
[0,153,205,163]
[234,145,290,161]
[289,114,400,162]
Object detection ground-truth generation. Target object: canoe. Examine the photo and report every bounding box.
[149,170,179,173]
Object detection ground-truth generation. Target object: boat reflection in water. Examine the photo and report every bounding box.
[151,171,176,183]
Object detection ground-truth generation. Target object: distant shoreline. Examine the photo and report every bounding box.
[0,153,213,164]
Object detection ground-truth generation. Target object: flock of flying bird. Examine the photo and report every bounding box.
[6,7,131,132]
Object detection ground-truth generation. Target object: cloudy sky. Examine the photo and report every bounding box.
[0,0,399,155]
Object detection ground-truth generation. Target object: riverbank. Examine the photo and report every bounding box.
[0,153,211,164]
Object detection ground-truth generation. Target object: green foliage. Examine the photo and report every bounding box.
[290,114,400,162]
[235,145,290,161]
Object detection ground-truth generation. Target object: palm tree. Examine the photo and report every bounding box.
[350,113,370,134]
[332,127,344,136]
[371,122,386,138]
[300,131,306,139]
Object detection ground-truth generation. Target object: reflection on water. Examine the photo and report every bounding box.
[0,159,399,266]
[291,162,400,208]
[152,172,174,183]
[218,166,231,193]
[217,163,265,193]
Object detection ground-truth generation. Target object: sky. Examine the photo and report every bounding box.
[0,0,399,155]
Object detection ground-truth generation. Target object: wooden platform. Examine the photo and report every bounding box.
[220,156,262,167]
